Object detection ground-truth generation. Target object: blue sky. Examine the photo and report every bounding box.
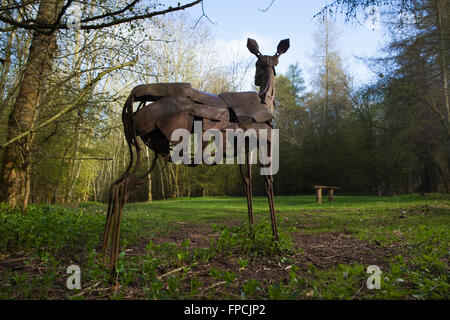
[186,0,388,89]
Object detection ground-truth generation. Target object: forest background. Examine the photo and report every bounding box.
[0,0,448,208]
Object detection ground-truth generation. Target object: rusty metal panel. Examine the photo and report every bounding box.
[131,83,192,101]
[245,122,272,141]
[134,96,194,136]
[187,89,228,108]
[236,103,274,123]
[219,91,261,106]
[219,92,273,123]
[202,119,236,131]
[192,103,229,122]
[156,112,193,143]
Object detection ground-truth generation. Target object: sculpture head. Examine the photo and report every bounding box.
[247,38,290,100]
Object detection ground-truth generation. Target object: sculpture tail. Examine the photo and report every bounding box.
[122,93,140,177]
[102,92,143,270]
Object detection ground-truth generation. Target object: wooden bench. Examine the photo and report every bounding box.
[313,185,341,203]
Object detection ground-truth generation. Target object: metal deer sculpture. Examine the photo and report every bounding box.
[102,38,290,268]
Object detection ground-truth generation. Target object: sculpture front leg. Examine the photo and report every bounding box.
[239,162,254,226]
[264,174,278,241]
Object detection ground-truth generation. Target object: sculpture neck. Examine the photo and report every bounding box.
[259,69,275,113]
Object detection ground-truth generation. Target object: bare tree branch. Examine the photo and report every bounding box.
[35,150,113,161]
[192,0,216,29]
[81,0,141,24]
[0,57,138,150]
[0,0,202,31]
[259,0,276,12]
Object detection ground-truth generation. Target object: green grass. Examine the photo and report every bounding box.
[0,194,448,300]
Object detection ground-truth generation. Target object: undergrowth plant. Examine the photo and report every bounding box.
[0,194,448,300]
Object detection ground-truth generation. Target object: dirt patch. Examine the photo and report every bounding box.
[124,223,401,294]
[290,232,399,270]
[123,227,402,299]
[128,220,242,254]
[392,204,446,218]
[131,223,400,270]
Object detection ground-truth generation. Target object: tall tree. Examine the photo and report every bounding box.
[273,64,308,194]
[0,0,203,208]
[308,15,352,186]
[1,0,63,208]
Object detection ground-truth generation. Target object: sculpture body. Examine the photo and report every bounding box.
[103,38,290,268]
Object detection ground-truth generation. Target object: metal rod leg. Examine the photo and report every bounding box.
[239,163,254,226]
[110,183,122,270]
[247,161,254,225]
[265,175,278,241]
[102,182,116,256]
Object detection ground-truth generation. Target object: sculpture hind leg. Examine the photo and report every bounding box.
[102,176,131,270]
[101,182,116,257]
[239,149,254,227]
[102,154,158,270]
[110,180,125,269]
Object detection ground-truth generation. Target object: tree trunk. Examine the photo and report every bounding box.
[435,0,450,192]
[0,0,62,208]
[436,0,449,123]
[0,29,15,103]
[169,164,179,198]
[162,162,171,197]
[407,165,413,194]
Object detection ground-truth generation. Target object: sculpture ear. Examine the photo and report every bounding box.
[247,38,260,56]
[276,39,290,55]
